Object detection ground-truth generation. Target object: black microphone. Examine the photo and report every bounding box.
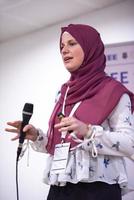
[16,103,34,161]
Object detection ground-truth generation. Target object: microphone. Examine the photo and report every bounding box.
[16,103,34,161]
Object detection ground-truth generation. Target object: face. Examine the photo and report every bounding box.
[61,32,84,72]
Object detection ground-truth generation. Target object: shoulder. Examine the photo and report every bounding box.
[109,93,132,118]
[118,93,131,106]
[114,93,131,111]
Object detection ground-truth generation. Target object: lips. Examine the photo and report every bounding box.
[64,56,73,62]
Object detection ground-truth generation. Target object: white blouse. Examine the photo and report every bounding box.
[31,93,134,195]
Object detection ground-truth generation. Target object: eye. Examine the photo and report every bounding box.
[60,45,64,50]
[69,41,77,46]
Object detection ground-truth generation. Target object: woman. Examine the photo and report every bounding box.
[6,24,134,200]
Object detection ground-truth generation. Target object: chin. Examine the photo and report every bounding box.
[66,67,76,73]
[65,64,77,72]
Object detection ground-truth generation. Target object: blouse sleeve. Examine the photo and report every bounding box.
[81,93,134,160]
[30,129,48,153]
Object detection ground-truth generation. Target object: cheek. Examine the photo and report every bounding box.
[75,50,84,65]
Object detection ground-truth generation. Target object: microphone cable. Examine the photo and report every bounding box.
[16,157,19,200]
[15,103,33,200]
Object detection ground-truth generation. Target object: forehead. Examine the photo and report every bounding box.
[61,31,76,43]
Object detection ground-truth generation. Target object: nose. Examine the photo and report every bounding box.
[61,45,69,55]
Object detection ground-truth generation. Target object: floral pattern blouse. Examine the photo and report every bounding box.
[31,93,134,195]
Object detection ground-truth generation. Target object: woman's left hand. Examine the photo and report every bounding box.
[54,116,90,137]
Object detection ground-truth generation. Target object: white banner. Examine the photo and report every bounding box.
[105,41,134,93]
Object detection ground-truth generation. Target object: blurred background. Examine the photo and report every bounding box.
[0,0,134,199]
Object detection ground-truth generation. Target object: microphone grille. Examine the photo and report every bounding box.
[23,103,34,114]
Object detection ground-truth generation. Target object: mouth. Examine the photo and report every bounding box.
[64,56,73,63]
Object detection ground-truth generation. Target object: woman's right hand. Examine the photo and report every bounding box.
[5,121,38,142]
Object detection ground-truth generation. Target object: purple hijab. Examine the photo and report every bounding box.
[46,24,134,154]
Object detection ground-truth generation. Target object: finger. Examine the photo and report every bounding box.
[5,128,19,133]
[59,124,75,132]
[7,121,21,128]
[55,121,72,129]
[23,124,33,132]
[61,117,72,123]
[11,135,19,141]
[54,123,63,128]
